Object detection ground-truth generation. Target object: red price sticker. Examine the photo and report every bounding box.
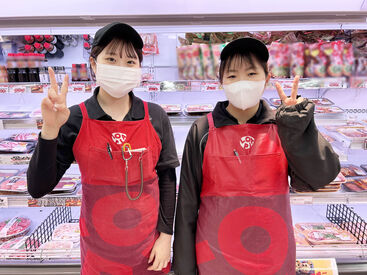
[0,85,9,93]
[9,85,26,93]
[70,84,85,93]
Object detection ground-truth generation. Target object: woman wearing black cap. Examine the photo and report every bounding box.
[27,22,179,274]
[173,38,340,275]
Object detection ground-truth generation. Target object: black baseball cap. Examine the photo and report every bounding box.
[92,22,143,49]
[220,37,269,62]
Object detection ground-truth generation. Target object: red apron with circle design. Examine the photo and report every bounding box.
[196,113,296,275]
[73,101,170,274]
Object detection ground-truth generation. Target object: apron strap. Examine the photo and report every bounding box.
[207,112,215,130]
[79,102,89,119]
[143,101,149,120]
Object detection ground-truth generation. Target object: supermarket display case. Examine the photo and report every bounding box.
[1,7,367,275]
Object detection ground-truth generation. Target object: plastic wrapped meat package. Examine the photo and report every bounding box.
[343,178,367,192]
[159,104,182,114]
[0,176,27,193]
[341,164,367,178]
[52,223,80,243]
[0,141,35,153]
[184,104,214,115]
[0,217,31,243]
[0,236,28,259]
[10,132,38,142]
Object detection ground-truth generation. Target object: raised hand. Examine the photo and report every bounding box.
[40,67,70,140]
[275,76,304,106]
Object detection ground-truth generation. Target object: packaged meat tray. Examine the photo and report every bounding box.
[331,172,347,184]
[336,128,367,141]
[52,176,80,194]
[295,223,338,233]
[0,112,30,119]
[0,236,28,258]
[294,228,310,246]
[341,164,367,177]
[361,164,367,172]
[0,141,35,153]
[343,178,367,192]
[10,132,38,142]
[305,229,357,245]
[184,104,213,114]
[159,104,182,114]
[0,176,27,193]
[35,240,74,258]
[0,217,31,241]
[314,106,344,115]
[52,223,80,243]
[269,97,334,107]
[0,169,19,178]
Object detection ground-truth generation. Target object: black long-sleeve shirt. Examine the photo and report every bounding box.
[173,98,341,275]
[27,88,180,235]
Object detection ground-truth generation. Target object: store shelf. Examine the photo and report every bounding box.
[290,192,367,205]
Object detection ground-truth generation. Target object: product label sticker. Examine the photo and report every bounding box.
[9,85,27,94]
[0,85,9,93]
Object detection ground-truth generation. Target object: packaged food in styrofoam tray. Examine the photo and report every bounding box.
[343,178,367,192]
[35,240,74,258]
[10,132,38,142]
[184,104,214,114]
[159,104,182,114]
[0,141,35,153]
[269,97,334,107]
[305,229,358,245]
[314,106,344,115]
[0,217,31,241]
[52,223,80,243]
[341,164,367,178]
[295,223,339,233]
[0,236,28,258]
[51,176,80,194]
[0,112,30,119]
[0,176,27,193]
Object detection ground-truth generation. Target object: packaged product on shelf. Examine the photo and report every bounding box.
[296,259,338,275]
[6,53,18,83]
[35,240,74,257]
[51,176,80,194]
[331,172,347,184]
[0,217,31,242]
[343,178,367,192]
[0,236,28,259]
[322,41,344,77]
[0,141,35,153]
[184,46,195,80]
[268,42,290,78]
[0,169,19,177]
[304,43,327,78]
[269,97,334,107]
[295,222,339,233]
[0,66,8,83]
[341,164,367,178]
[44,42,64,59]
[361,164,367,172]
[210,44,225,80]
[44,35,65,50]
[305,229,358,245]
[200,44,216,80]
[336,127,367,141]
[176,47,186,80]
[30,109,42,119]
[343,42,355,77]
[314,106,344,115]
[191,44,204,80]
[0,111,30,119]
[141,33,159,55]
[159,104,182,114]
[0,176,27,193]
[289,42,305,77]
[10,132,38,142]
[184,104,214,115]
[52,223,80,243]
[293,228,310,246]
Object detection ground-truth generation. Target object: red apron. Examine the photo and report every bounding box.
[196,113,296,275]
[73,101,170,274]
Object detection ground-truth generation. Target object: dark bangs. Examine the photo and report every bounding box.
[219,52,268,83]
[90,37,143,64]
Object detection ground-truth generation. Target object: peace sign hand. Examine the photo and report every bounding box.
[40,67,70,140]
[275,76,304,106]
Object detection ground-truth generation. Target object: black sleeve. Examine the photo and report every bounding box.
[173,116,208,275]
[275,99,341,191]
[27,105,82,198]
[156,167,176,235]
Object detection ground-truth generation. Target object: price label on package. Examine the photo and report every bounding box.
[9,85,27,94]
[145,83,161,92]
[0,85,9,93]
[201,82,220,91]
[70,84,85,93]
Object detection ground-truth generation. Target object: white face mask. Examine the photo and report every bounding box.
[223,80,265,110]
[95,63,141,98]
